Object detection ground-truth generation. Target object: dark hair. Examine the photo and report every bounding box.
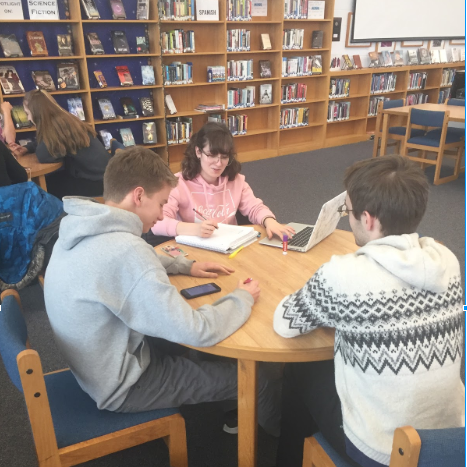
[104,147,178,202]
[181,122,241,181]
[344,155,429,236]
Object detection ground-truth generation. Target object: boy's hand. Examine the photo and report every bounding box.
[190,262,234,278]
[237,279,260,302]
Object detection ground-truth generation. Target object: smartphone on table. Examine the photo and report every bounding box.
[180,283,221,299]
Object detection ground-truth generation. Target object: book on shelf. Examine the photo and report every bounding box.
[136,0,149,19]
[327,101,350,122]
[461,49,465,62]
[208,114,225,123]
[165,94,178,114]
[228,114,247,135]
[159,0,195,20]
[111,31,130,54]
[450,48,460,62]
[407,50,419,65]
[283,29,304,50]
[284,0,308,19]
[439,49,448,63]
[136,36,149,54]
[377,52,386,67]
[164,62,193,85]
[352,55,362,69]
[329,78,350,98]
[368,96,390,116]
[259,84,272,104]
[196,0,219,20]
[139,97,155,116]
[176,224,258,254]
[27,31,48,57]
[207,66,226,82]
[99,130,113,150]
[368,51,379,67]
[417,48,431,65]
[119,97,139,118]
[141,66,156,85]
[393,50,404,66]
[227,0,252,21]
[312,55,323,74]
[11,105,33,129]
[143,122,157,144]
[430,50,440,64]
[382,51,393,67]
[93,70,108,88]
[259,60,272,78]
[311,30,324,49]
[116,65,134,86]
[56,62,80,90]
[110,0,127,19]
[227,29,250,52]
[67,97,85,121]
[119,128,136,147]
[308,0,325,19]
[0,34,23,58]
[261,34,271,50]
[227,59,253,80]
[341,54,353,70]
[0,66,24,94]
[195,103,225,112]
[281,83,307,103]
[280,107,309,128]
[227,86,255,109]
[371,73,397,93]
[81,0,100,19]
[32,70,56,91]
[166,116,192,144]
[87,33,105,55]
[57,34,73,56]
[98,98,116,120]
[282,56,313,77]
[330,57,341,71]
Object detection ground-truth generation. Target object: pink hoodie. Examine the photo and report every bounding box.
[151,172,275,237]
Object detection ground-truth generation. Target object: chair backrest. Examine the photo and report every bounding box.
[383,99,405,110]
[410,108,446,127]
[0,290,28,392]
[447,98,465,107]
[417,427,465,467]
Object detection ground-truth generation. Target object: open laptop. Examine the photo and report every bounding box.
[259,191,347,253]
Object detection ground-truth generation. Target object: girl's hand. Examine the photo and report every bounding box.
[198,219,219,238]
[264,218,296,240]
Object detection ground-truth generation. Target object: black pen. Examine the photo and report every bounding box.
[193,208,219,229]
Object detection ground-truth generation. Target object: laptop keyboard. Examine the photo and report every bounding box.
[289,227,314,248]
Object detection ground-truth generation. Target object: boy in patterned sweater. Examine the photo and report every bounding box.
[273,155,465,467]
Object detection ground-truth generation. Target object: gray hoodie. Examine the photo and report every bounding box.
[44,197,253,411]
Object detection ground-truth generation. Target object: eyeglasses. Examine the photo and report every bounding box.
[201,150,232,165]
[337,204,353,217]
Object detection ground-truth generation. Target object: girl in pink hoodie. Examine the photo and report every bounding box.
[151,122,294,239]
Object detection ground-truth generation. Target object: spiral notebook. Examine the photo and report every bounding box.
[175,224,258,254]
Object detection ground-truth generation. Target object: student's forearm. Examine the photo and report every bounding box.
[175,221,201,236]
[2,114,16,145]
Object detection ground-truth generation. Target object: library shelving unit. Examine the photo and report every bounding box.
[0,0,464,172]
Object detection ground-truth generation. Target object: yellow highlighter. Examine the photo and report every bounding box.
[228,245,244,259]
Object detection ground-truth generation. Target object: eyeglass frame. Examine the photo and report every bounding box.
[199,149,233,166]
[337,203,353,217]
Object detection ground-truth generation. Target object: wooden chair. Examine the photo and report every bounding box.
[303,425,465,467]
[0,289,188,467]
[372,99,426,158]
[401,108,464,185]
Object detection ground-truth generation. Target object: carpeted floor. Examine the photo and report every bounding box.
[0,140,464,467]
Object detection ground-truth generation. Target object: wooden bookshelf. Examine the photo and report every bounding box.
[0,0,464,171]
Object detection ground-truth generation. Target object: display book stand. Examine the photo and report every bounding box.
[0,0,464,172]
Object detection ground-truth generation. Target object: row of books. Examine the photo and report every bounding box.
[408,72,428,90]
[368,96,390,117]
[227,87,255,109]
[281,83,307,103]
[227,59,254,80]
[87,31,148,55]
[100,123,156,149]
[227,114,248,135]
[227,0,252,21]
[280,107,309,128]
[0,32,73,58]
[329,78,350,98]
[371,73,397,94]
[96,96,155,120]
[162,30,195,54]
[441,69,456,87]
[207,66,226,82]
[227,29,251,52]
[284,0,325,19]
[164,62,193,85]
[82,0,149,20]
[166,117,193,144]
[281,55,322,77]
[406,93,429,106]
[158,0,195,20]
[438,89,452,104]
[283,29,304,50]
[327,101,351,122]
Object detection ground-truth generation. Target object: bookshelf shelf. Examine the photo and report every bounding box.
[0,56,84,62]
[90,85,163,92]
[227,50,282,54]
[85,54,155,58]
[233,128,277,137]
[163,52,225,56]
[94,115,165,124]
[82,20,159,23]
[0,19,79,23]
[282,48,330,53]
[327,116,367,124]
[280,123,321,131]
[226,103,279,112]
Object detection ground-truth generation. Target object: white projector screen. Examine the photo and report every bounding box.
[353,0,465,42]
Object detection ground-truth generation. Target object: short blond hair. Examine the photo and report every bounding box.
[104,147,178,202]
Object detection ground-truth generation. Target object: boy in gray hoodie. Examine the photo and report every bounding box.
[44,146,280,436]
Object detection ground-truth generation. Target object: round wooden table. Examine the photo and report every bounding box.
[17,153,63,192]
[161,227,358,467]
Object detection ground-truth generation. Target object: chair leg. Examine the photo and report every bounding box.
[372,136,380,158]
[454,145,463,176]
[420,150,427,170]
[395,140,402,155]
[167,414,188,467]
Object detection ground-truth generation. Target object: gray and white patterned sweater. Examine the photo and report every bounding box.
[274,233,465,466]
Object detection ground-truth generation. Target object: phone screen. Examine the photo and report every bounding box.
[181,283,221,299]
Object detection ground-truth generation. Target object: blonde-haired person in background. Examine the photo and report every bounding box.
[0,101,16,146]
[9,89,110,199]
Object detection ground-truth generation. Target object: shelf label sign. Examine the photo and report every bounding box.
[1,0,24,19]
[27,0,59,19]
